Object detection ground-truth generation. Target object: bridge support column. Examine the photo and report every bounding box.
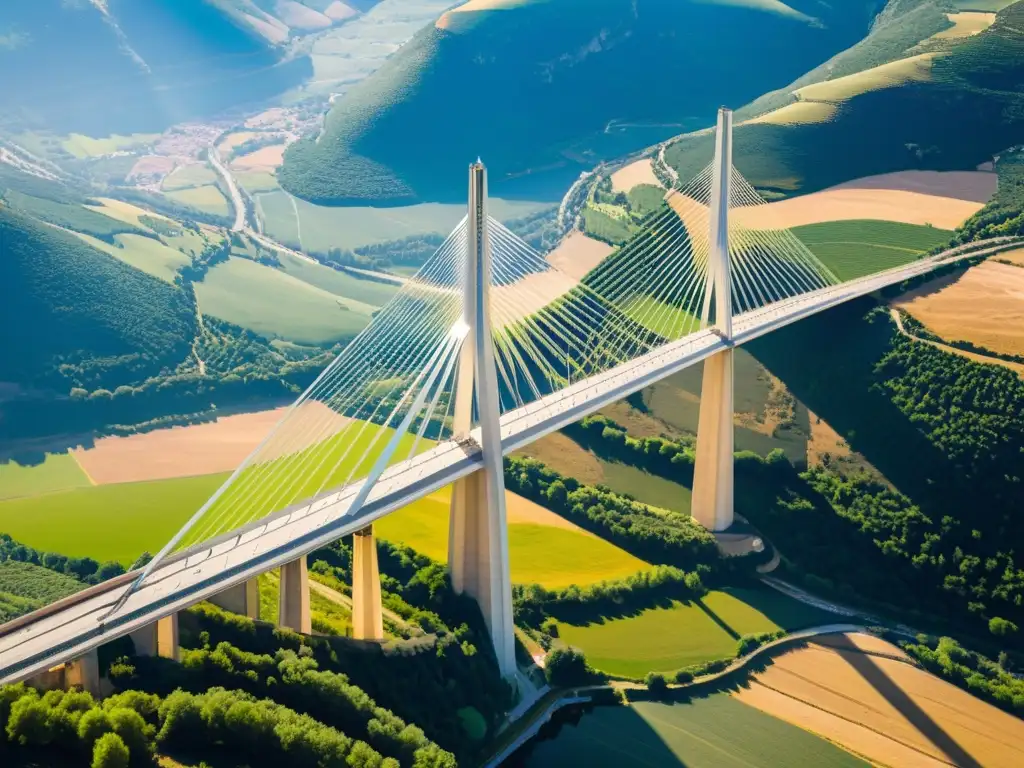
[448,161,516,679]
[693,107,736,533]
[64,649,100,697]
[352,526,384,640]
[129,614,180,661]
[279,557,311,634]
[209,577,260,620]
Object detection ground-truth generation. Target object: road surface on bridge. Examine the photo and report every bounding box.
[1,237,1018,685]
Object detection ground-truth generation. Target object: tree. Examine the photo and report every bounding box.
[92,732,130,768]
[644,672,668,697]
[544,647,590,687]
[990,617,1019,637]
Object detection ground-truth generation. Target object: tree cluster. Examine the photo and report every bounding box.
[504,455,720,569]
[0,534,123,588]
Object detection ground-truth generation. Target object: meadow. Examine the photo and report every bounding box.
[793,219,953,280]
[161,164,219,191]
[256,190,551,252]
[375,494,651,589]
[61,132,159,159]
[165,185,231,218]
[0,453,91,501]
[521,695,868,767]
[554,587,834,678]
[275,251,399,308]
[195,257,376,344]
[72,231,192,284]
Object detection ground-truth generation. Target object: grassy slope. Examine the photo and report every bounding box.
[523,695,869,767]
[194,256,374,344]
[0,204,196,387]
[279,0,878,204]
[556,587,835,677]
[666,0,1024,196]
[71,232,193,284]
[0,454,92,501]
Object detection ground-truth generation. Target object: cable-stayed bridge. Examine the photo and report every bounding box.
[1,110,1018,690]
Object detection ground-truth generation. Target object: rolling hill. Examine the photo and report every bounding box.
[664,0,1024,196]
[279,0,885,205]
[0,0,312,136]
[0,201,196,390]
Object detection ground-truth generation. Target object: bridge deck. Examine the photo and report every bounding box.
[1,238,1016,685]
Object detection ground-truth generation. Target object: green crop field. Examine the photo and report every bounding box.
[236,171,282,194]
[626,184,667,218]
[165,185,231,217]
[195,257,375,344]
[61,132,160,159]
[0,473,224,564]
[792,220,953,281]
[583,206,635,245]
[0,453,92,501]
[162,164,219,191]
[600,462,691,515]
[621,296,699,339]
[72,232,192,284]
[556,586,835,678]
[276,252,399,308]
[376,495,650,589]
[257,191,552,252]
[523,696,868,767]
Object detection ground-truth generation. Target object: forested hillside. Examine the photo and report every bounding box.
[0,0,310,135]
[666,0,1024,196]
[0,204,196,391]
[279,0,883,205]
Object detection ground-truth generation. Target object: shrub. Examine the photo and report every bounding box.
[644,672,668,697]
[990,617,1018,637]
[92,732,130,768]
[544,647,591,687]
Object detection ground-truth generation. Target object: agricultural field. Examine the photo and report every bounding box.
[376,493,650,589]
[622,296,699,339]
[545,232,613,281]
[71,231,192,284]
[235,171,282,193]
[554,587,834,678]
[61,132,160,159]
[626,184,667,218]
[256,190,551,252]
[161,163,218,191]
[0,473,225,565]
[522,694,868,767]
[0,453,92,502]
[610,159,663,193]
[165,185,231,218]
[792,219,953,281]
[194,257,376,344]
[275,251,399,308]
[893,260,1024,358]
[582,206,635,245]
[735,632,1024,768]
[516,433,692,516]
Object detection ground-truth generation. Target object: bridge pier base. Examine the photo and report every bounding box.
[129,614,180,661]
[352,526,384,640]
[279,557,311,634]
[449,469,516,678]
[64,649,101,697]
[691,348,735,532]
[209,577,260,619]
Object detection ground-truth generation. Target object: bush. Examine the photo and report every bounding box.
[990,617,1018,638]
[644,672,668,697]
[544,647,591,687]
[92,732,130,768]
